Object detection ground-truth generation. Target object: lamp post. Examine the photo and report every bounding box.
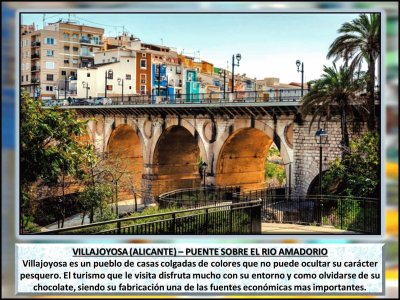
[105,69,113,98]
[254,77,257,101]
[201,162,208,188]
[296,59,304,97]
[282,162,292,199]
[82,81,90,99]
[218,69,226,100]
[117,78,124,103]
[315,128,328,223]
[34,83,40,101]
[54,85,59,101]
[231,53,241,92]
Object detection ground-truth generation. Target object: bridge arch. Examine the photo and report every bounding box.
[216,127,274,190]
[107,124,144,198]
[152,125,205,194]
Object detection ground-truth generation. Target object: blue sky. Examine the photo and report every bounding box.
[21,13,361,83]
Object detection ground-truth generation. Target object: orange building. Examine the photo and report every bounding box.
[136,51,152,95]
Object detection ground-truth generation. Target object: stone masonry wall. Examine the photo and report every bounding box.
[293,117,369,196]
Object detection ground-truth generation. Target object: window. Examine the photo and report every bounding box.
[25,40,28,46]
[140,74,146,84]
[64,46,70,51]
[26,75,28,81]
[46,86,54,91]
[73,47,79,52]
[21,76,24,82]
[72,33,78,39]
[125,74,131,80]
[92,36,99,44]
[258,85,262,89]
[64,59,69,64]
[73,59,78,64]
[45,37,55,45]
[127,59,129,62]
[129,86,132,90]
[106,85,113,91]
[176,65,182,74]
[46,62,55,69]
[140,85,146,94]
[86,73,90,77]
[46,74,54,81]
[108,72,113,80]
[140,59,146,69]
[47,50,54,57]
[63,33,70,39]
[61,70,66,76]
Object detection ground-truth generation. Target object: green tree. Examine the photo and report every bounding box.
[20,91,93,231]
[300,63,366,157]
[79,183,113,224]
[327,13,381,130]
[322,132,379,197]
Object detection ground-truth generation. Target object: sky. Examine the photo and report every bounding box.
[21,13,361,83]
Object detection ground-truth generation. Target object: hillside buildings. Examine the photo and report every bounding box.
[20,21,305,102]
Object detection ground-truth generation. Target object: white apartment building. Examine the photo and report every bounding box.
[76,54,136,99]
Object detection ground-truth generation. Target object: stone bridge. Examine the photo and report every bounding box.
[59,93,370,203]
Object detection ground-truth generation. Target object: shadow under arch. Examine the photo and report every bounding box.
[216,127,274,190]
[152,125,203,195]
[107,124,144,200]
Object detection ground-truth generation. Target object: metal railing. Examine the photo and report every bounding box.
[31,41,41,47]
[62,89,307,107]
[161,186,380,233]
[239,191,380,234]
[31,53,40,59]
[158,186,242,209]
[35,200,262,235]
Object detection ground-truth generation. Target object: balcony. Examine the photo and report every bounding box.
[80,50,94,57]
[79,38,103,46]
[31,66,40,72]
[31,53,40,59]
[31,78,40,84]
[31,41,41,47]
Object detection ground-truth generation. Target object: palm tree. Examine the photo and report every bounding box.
[300,63,366,158]
[327,13,380,131]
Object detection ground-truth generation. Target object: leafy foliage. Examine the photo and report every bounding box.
[20,91,94,231]
[327,13,380,130]
[79,183,113,223]
[322,132,379,197]
[301,63,367,155]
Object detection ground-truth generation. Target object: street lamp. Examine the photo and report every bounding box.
[34,84,41,101]
[282,162,292,199]
[296,59,304,97]
[231,53,241,92]
[218,68,226,100]
[82,81,90,100]
[117,78,124,103]
[254,77,257,101]
[157,63,166,96]
[105,69,113,98]
[201,162,208,188]
[315,128,328,223]
[54,85,59,101]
